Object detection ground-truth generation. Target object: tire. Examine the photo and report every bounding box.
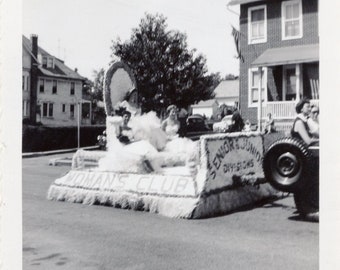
[263,137,312,193]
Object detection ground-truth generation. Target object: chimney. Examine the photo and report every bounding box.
[31,34,38,59]
[29,34,39,124]
[74,68,78,73]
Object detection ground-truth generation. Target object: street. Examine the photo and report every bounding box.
[23,153,318,270]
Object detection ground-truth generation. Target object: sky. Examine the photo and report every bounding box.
[22,0,240,80]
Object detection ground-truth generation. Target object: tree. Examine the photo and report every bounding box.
[90,68,106,124]
[111,13,220,113]
[92,68,105,101]
[224,74,238,80]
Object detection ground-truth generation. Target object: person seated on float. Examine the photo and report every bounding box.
[243,119,251,132]
[227,111,244,132]
[177,107,188,137]
[161,105,181,140]
[264,113,276,133]
[117,110,134,144]
[291,98,319,146]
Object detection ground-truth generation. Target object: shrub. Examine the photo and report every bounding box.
[22,125,106,152]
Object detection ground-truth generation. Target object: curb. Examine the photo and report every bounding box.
[22,145,100,158]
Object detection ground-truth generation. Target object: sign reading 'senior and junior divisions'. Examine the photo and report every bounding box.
[206,135,264,189]
[56,171,197,197]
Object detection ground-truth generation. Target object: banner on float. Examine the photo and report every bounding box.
[203,134,264,192]
[55,170,198,198]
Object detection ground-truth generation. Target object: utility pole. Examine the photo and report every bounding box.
[77,101,81,149]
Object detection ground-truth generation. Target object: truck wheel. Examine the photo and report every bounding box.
[263,137,312,193]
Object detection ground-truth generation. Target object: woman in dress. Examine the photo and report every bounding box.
[117,110,134,144]
[161,105,181,140]
[291,98,319,145]
[161,104,198,165]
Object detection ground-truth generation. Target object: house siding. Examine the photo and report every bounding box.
[22,48,32,118]
[37,79,83,126]
[22,35,87,126]
[239,0,319,123]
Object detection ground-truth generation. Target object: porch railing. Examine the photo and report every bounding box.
[261,100,319,120]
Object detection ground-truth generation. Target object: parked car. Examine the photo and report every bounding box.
[212,115,233,133]
[186,115,211,132]
[263,137,319,221]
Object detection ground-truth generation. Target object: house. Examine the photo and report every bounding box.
[190,80,239,120]
[214,79,239,107]
[191,99,219,119]
[228,0,319,131]
[22,35,91,126]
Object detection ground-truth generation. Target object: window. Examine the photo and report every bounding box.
[70,104,75,118]
[248,5,267,44]
[282,65,303,101]
[284,67,297,100]
[47,57,54,68]
[42,56,54,68]
[43,103,48,117]
[52,80,57,94]
[42,57,48,68]
[282,0,303,40]
[23,100,29,117]
[22,75,29,91]
[39,79,45,93]
[70,82,75,95]
[248,68,267,107]
[48,103,53,117]
[26,76,30,91]
[62,104,66,113]
[42,102,53,117]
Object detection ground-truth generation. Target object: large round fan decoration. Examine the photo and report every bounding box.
[103,61,138,116]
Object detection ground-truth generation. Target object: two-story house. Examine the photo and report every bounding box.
[228,0,319,131]
[23,35,91,126]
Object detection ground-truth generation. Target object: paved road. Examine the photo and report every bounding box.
[23,153,318,270]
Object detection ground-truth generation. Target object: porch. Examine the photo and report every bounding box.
[261,99,319,120]
[251,44,319,133]
[260,100,319,133]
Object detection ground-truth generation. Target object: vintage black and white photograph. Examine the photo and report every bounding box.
[1,0,340,269]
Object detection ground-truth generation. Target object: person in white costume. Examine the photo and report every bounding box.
[161,105,180,140]
[97,107,198,175]
[161,105,198,163]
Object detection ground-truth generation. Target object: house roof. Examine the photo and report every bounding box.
[22,35,85,81]
[192,99,218,108]
[228,0,263,6]
[252,44,319,67]
[214,80,239,98]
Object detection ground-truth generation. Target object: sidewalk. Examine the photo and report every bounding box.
[22,145,100,158]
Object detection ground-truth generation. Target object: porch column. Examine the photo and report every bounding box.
[295,64,301,101]
[258,67,263,132]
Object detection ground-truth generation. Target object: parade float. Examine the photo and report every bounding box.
[47,61,277,218]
